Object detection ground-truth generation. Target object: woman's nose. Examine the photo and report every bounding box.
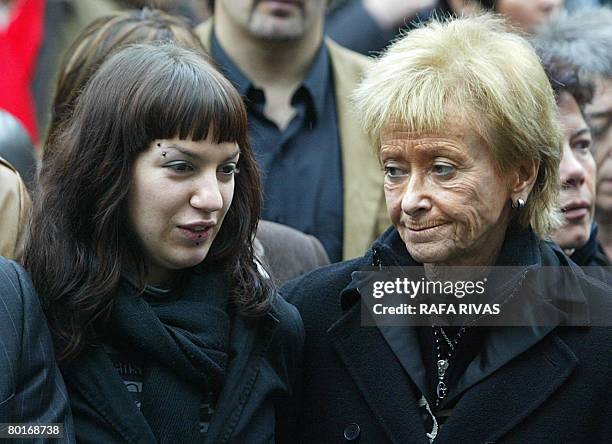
[560,151,586,188]
[400,176,432,216]
[189,175,224,212]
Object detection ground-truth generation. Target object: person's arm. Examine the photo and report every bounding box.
[326,0,436,55]
[0,259,75,442]
[0,158,31,261]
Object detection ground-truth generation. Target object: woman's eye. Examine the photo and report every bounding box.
[432,164,456,177]
[384,165,407,179]
[166,161,194,173]
[218,163,239,176]
[573,139,592,153]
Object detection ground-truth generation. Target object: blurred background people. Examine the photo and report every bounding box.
[438,0,564,33]
[197,0,389,263]
[0,109,37,190]
[0,0,117,144]
[26,42,303,442]
[0,155,30,260]
[326,0,437,55]
[0,0,206,146]
[532,7,612,261]
[326,0,569,56]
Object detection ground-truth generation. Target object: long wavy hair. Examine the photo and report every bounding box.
[25,43,273,362]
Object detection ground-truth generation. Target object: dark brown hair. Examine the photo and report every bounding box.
[534,47,594,109]
[25,43,272,361]
[46,8,207,152]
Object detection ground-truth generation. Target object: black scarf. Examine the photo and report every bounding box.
[108,265,231,443]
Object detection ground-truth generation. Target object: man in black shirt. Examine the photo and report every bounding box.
[196,0,388,262]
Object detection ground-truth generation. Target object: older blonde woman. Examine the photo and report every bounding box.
[279,15,612,443]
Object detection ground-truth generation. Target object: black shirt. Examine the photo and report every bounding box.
[211,32,344,262]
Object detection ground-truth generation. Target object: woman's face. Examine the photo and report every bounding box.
[381,122,516,266]
[552,91,595,251]
[128,136,239,285]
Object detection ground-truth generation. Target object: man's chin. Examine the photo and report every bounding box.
[249,17,305,40]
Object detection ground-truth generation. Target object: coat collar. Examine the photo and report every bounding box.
[204,310,279,443]
[330,226,585,443]
[327,304,430,444]
[570,222,611,267]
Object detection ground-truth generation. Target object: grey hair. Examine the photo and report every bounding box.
[531,7,612,78]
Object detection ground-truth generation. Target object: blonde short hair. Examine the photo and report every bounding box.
[353,14,563,237]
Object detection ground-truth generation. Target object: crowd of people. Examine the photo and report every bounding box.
[1,0,612,442]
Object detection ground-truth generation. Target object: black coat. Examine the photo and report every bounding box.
[279,227,612,443]
[60,294,303,443]
[0,257,74,442]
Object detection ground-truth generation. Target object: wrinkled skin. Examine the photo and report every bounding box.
[381,122,533,267]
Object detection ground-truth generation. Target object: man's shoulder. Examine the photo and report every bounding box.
[325,37,371,75]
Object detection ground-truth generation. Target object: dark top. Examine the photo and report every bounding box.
[279,225,612,443]
[211,33,344,262]
[372,224,553,438]
[105,283,216,436]
[60,287,304,443]
[569,222,611,268]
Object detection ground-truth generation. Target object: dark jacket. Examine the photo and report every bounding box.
[569,223,611,267]
[280,226,612,443]
[0,257,74,442]
[255,220,330,285]
[60,293,303,443]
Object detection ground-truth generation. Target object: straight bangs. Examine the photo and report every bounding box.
[353,14,553,170]
[118,44,248,152]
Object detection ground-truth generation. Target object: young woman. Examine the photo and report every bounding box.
[44,7,330,284]
[25,42,303,443]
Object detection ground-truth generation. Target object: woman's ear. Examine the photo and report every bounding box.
[510,160,539,200]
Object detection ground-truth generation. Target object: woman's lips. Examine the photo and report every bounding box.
[404,222,449,241]
[178,226,213,243]
[561,201,590,221]
[562,207,588,220]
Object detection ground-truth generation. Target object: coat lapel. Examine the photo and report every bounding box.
[62,347,155,443]
[327,39,388,260]
[204,312,278,444]
[436,331,578,443]
[328,303,430,444]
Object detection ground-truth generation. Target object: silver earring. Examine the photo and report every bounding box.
[512,198,525,209]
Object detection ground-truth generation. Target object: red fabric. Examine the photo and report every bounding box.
[0,0,45,143]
